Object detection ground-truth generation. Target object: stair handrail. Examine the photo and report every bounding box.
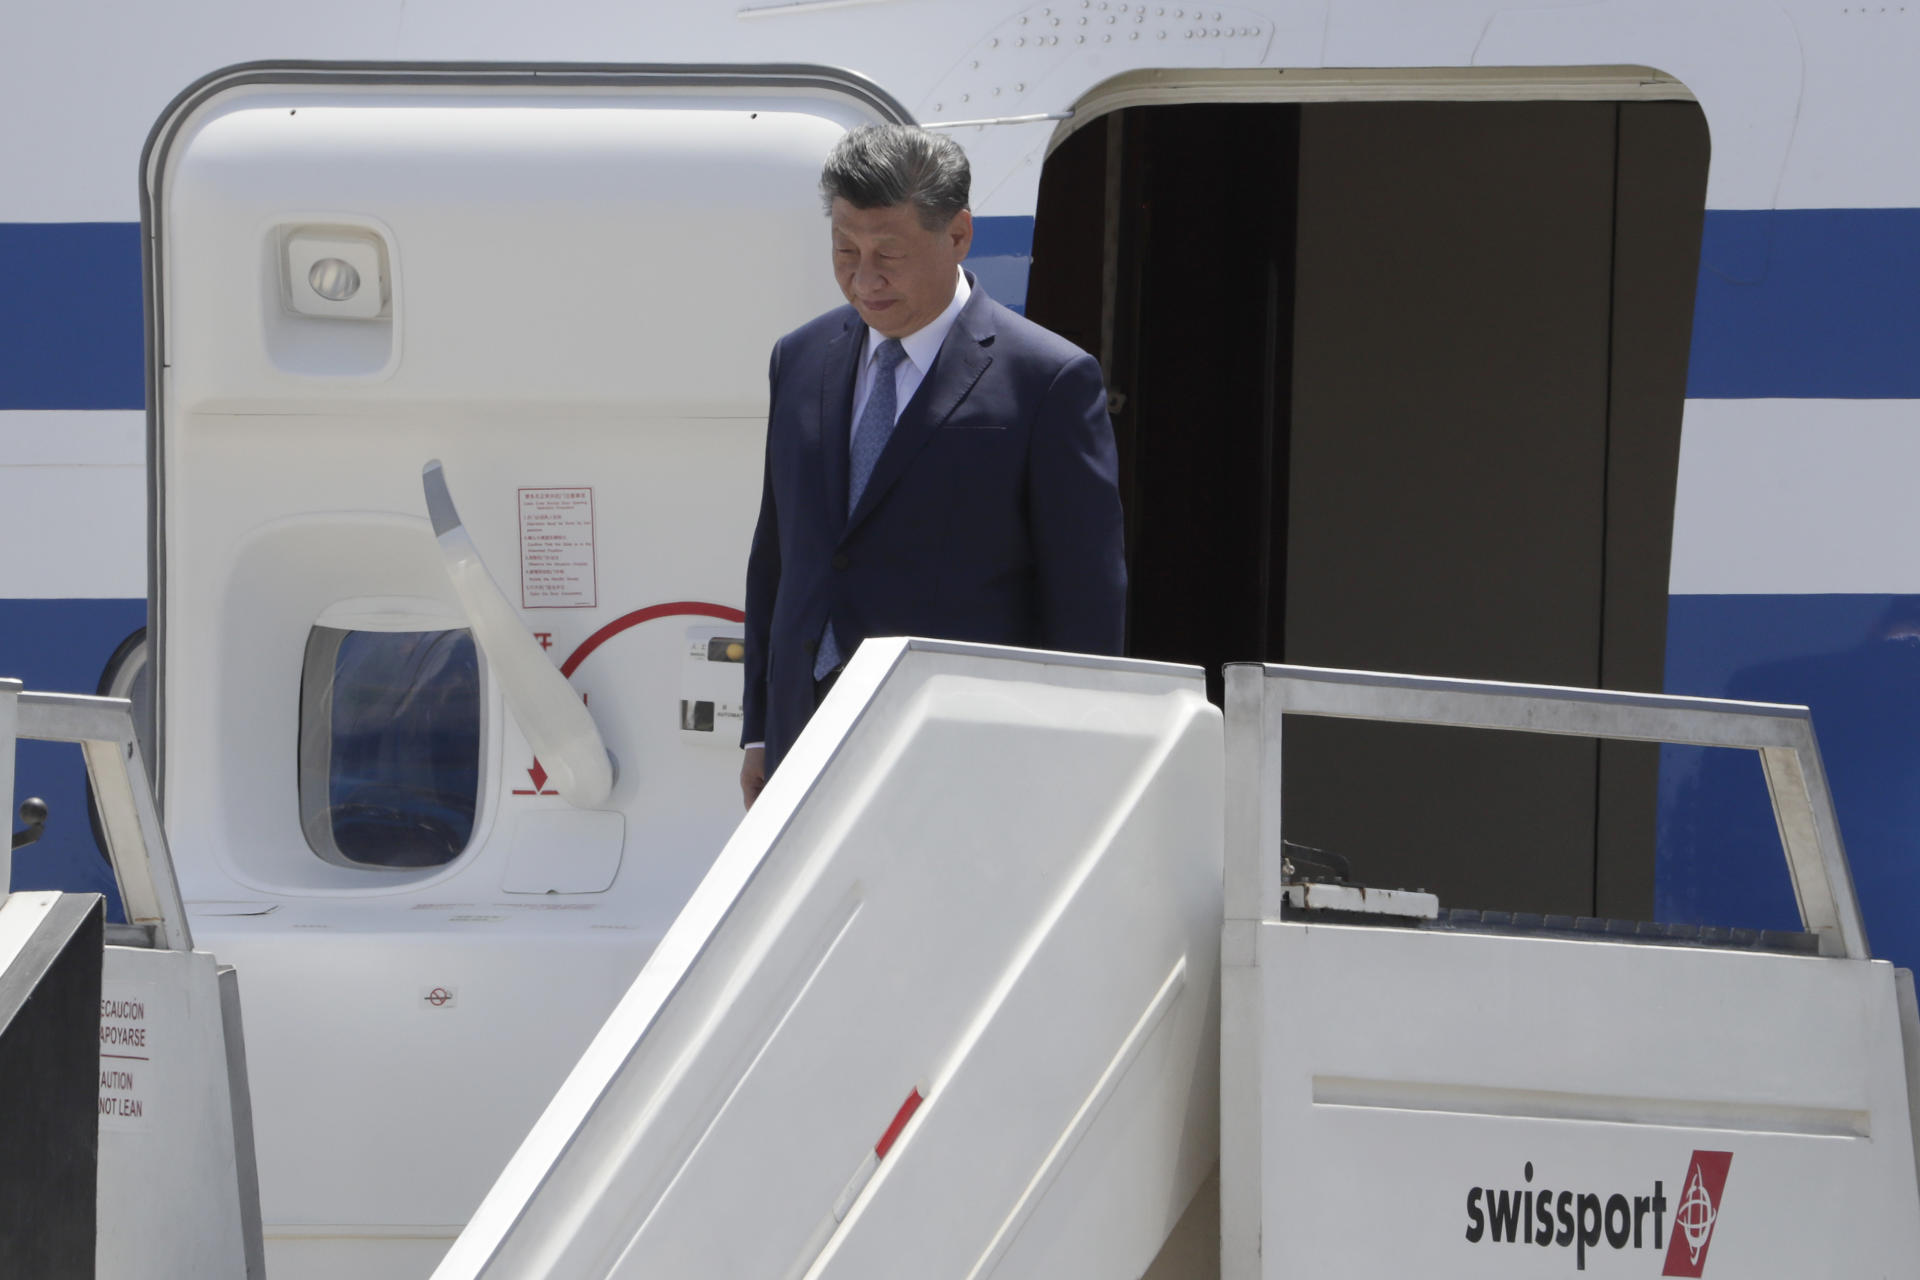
[16,690,189,952]
[1223,663,1867,960]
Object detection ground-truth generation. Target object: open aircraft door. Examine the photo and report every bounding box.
[143,64,907,1276]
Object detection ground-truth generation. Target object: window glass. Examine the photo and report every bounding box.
[299,627,481,869]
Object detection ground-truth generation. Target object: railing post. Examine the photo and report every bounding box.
[0,680,21,902]
[16,690,190,952]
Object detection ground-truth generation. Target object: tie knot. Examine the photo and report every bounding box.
[874,337,906,373]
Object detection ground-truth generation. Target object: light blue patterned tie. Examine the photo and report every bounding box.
[847,338,908,513]
[816,337,908,679]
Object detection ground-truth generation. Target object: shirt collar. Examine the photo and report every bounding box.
[863,267,971,375]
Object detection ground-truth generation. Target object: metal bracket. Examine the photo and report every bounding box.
[1224,663,1868,960]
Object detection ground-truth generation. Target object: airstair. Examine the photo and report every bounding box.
[435,642,1920,1279]
[5,641,1915,1276]
[435,639,1223,1279]
[1221,663,1920,1278]
[0,681,263,1278]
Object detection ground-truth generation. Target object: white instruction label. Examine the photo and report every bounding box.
[519,487,597,608]
[99,983,154,1130]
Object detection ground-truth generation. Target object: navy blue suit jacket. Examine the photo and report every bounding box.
[742,278,1127,771]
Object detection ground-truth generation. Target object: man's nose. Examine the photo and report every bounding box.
[852,256,887,294]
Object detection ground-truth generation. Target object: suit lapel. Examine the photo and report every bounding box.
[819,318,861,526]
[845,286,996,536]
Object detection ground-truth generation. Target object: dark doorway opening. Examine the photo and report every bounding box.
[1027,98,1708,919]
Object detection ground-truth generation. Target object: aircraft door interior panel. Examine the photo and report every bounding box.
[1028,99,1707,923]
[147,72,887,1262]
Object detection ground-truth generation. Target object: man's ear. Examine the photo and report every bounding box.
[948,208,974,261]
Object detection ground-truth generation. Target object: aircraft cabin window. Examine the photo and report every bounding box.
[298,626,481,869]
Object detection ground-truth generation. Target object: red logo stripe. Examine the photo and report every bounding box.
[1662,1150,1732,1276]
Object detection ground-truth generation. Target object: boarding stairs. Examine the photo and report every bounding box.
[432,640,1920,1279]
[0,681,263,1278]
[3,644,1916,1277]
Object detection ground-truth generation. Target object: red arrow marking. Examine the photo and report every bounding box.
[512,757,558,796]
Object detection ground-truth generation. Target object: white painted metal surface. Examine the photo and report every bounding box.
[155,78,869,891]
[437,639,1223,1280]
[1280,882,1437,920]
[97,944,253,1279]
[13,2,1920,223]
[1669,398,1920,595]
[1254,922,1920,1277]
[0,890,59,967]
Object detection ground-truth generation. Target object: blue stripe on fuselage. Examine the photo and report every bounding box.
[18,209,1920,399]
[1689,209,1920,398]
[9,209,1920,402]
[965,215,1033,313]
[0,218,1032,406]
[1660,593,1920,969]
[0,224,144,410]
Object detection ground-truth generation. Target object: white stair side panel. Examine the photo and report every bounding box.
[97,945,250,1279]
[437,639,1223,1280]
[1254,921,1920,1278]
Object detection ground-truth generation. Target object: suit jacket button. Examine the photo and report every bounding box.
[832,553,850,571]
[803,639,818,655]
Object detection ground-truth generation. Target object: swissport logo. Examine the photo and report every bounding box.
[1462,1150,1732,1273]
[1662,1151,1732,1276]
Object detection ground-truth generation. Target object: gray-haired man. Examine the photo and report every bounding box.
[739,124,1127,805]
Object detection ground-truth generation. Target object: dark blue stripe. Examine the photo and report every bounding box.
[0,218,1026,410]
[965,216,1035,310]
[0,224,144,410]
[1689,208,1920,398]
[1659,593,1920,969]
[968,215,1034,259]
[0,597,148,919]
[12,210,1920,404]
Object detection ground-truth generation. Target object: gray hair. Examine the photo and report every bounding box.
[819,124,971,229]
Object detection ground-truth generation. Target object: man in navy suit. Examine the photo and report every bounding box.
[740,124,1126,804]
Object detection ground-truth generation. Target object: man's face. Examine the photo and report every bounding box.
[830,197,972,339]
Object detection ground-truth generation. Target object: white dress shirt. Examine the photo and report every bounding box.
[849,267,971,443]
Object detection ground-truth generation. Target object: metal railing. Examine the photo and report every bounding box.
[16,690,190,953]
[1223,663,1868,960]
